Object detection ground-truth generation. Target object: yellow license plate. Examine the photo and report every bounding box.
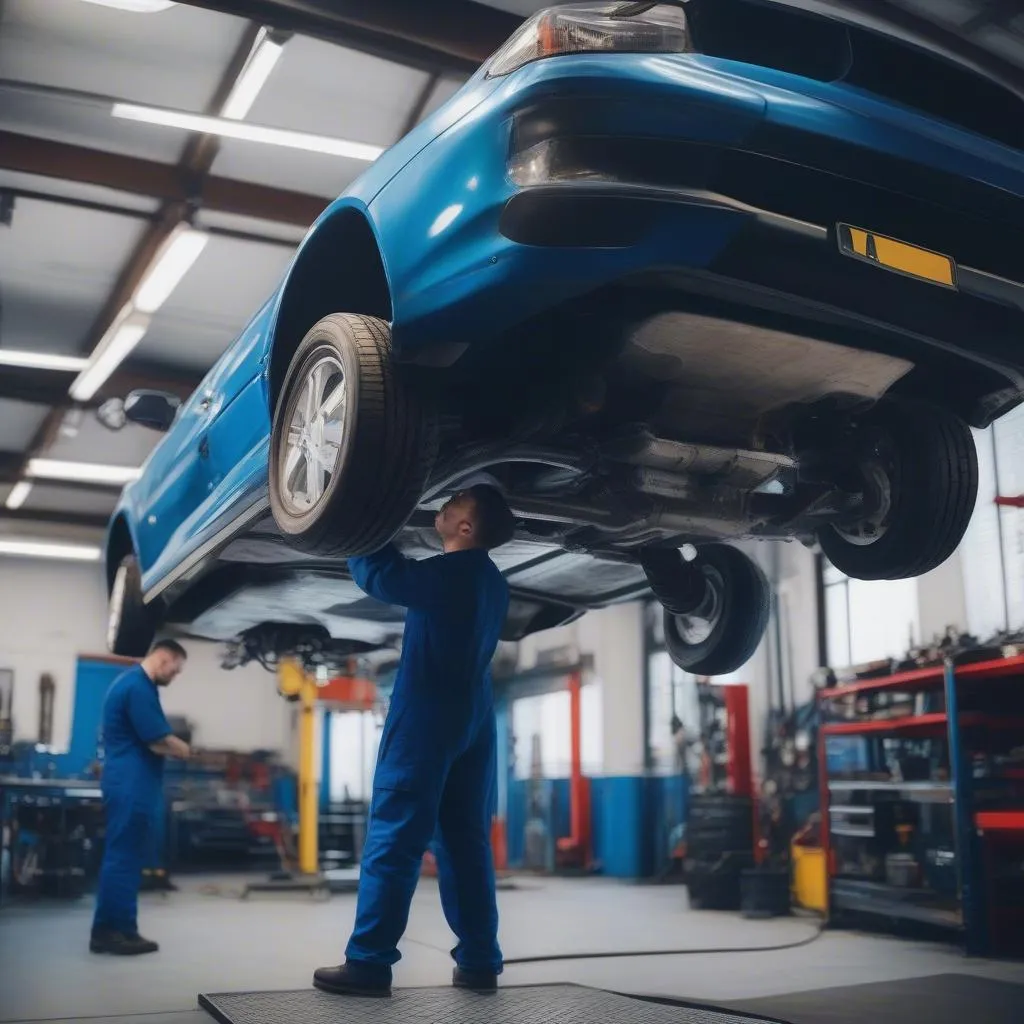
[837,224,957,289]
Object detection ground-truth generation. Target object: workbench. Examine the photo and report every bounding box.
[0,775,104,908]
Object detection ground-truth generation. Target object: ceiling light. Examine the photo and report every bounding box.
[78,1,177,12]
[112,103,384,162]
[133,225,209,314]
[0,539,102,562]
[4,482,33,511]
[27,458,141,486]
[221,28,285,120]
[0,350,89,372]
[69,307,150,403]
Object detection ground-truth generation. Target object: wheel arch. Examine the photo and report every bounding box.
[268,204,392,415]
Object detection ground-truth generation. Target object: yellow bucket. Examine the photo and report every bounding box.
[791,840,828,914]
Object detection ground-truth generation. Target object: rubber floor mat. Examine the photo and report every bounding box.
[730,973,1024,1024]
[199,985,783,1024]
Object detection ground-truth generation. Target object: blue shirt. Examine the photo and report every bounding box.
[349,544,509,788]
[100,665,172,803]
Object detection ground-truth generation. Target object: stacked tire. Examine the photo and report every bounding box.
[684,793,754,910]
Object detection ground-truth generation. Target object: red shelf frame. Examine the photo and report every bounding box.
[820,653,1024,700]
[976,811,1024,833]
[822,712,1024,736]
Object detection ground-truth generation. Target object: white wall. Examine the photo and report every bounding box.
[0,556,291,755]
[0,558,108,752]
[516,602,646,777]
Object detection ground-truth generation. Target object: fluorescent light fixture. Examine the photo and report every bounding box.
[78,1,177,11]
[221,27,285,120]
[133,225,209,314]
[0,350,89,372]
[4,481,33,511]
[112,103,384,162]
[27,458,141,486]
[69,307,150,403]
[0,539,102,562]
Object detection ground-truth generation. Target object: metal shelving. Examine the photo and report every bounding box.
[831,878,963,930]
[819,655,1024,955]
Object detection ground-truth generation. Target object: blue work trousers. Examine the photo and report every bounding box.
[92,789,153,935]
[345,714,501,973]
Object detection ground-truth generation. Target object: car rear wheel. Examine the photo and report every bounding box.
[270,314,438,556]
[107,554,156,657]
[818,400,978,580]
[662,544,771,677]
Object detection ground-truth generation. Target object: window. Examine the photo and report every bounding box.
[960,405,1024,639]
[822,560,919,667]
[510,682,603,780]
[329,711,381,803]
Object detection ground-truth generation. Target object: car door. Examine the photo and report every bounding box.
[133,379,221,574]
[136,301,276,589]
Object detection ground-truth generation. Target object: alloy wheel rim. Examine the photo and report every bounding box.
[674,565,724,646]
[834,459,893,547]
[278,355,347,515]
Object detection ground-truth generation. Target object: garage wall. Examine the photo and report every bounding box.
[0,557,291,754]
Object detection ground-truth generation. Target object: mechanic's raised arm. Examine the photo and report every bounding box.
[348,543,439,609]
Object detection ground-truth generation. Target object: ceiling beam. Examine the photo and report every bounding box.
[3,186,303,248]
[175,0,520,75]
[6,21,287,507]
[0,508,112,531]
[0,364,203,408]
[179,21,273,185]
[0,131,329,226]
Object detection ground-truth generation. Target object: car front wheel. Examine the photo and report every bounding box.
[107,554,156,657]
[269,314,438,557]
[818,400,978,580]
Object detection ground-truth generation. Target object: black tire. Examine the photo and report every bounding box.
[687,824,754,855]
[662,544,771,676]
[818,400,977,580]
[269,314,438,556]
[688,795,753,826]
[107,554,156,657]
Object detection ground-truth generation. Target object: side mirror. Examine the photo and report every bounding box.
[124,390,181,432]
[96,398,127,431]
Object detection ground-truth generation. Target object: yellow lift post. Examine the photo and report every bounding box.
[277,657,321,876]
[243,657,377,899]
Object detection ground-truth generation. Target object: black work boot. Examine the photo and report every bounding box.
[313,961,392,997]
[90,930,159,955]
[453,967,498,992]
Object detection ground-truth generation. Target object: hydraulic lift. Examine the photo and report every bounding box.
[242,659,375,898]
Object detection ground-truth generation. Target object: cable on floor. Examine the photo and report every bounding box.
[501,922,825,965]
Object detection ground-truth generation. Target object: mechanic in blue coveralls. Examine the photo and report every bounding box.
[90,639,191,955]
[315,484,515,997]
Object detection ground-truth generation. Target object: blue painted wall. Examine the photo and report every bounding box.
[505,772,690,879]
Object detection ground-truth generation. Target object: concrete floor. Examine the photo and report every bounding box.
[2,875,1023,1023]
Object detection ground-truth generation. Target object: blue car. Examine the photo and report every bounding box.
[105,1,1024,676]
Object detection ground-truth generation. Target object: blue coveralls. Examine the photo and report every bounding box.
[345,543,509,973]
[92,666,172,936]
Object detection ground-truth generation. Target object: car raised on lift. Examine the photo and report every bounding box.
[104,0,1024,676]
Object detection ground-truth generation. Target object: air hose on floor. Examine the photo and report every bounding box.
[501,922,825,965]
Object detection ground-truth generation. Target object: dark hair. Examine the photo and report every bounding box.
[150,638,188,659]
[468,484,516,550]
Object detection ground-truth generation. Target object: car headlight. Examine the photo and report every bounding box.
[488,2,691,78]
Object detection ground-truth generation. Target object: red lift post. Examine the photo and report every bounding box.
[556,670,592,871]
